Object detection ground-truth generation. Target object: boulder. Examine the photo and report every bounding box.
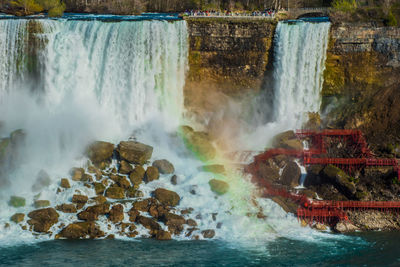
[321,165,356,198]
[257,162,280,182]
[272,130,303,150]
[32,170,51,192]
[105,186,125,199]
[70,168,85,181]
[88,166,102,180]
[186,219,197,227]
[170,175,178,185]
[152,159,175,174]
[34,200,50,208]
[56,204,77,213]
[60,178,70,189]
[115,177,131,189]
[91,195,107,204]
[133,199,151,212]
[86,141,114,164]
[78,203,110,221]
[9,196,25,207]
[125,187,137,198]
[93,183,106,195]
[109,204,124,223]
[57,222,105,239]
[128,208,140,222]
[200,164,225,174]
[208,179,229,195]
[129,166,145,188]
[137,215,161,234]
[156,230,172,240]
[10,213,25,223]
[153,188,180,207]
[27,208,59,233]
[201,229,215,239]
[179,126,216,161]
[72,194,88,204]
[144,166,159,183]
[334,221,359,233]
[117,141,153,165]
[161,213,185,234]
[119,160,133,174]
[281,161,301,187]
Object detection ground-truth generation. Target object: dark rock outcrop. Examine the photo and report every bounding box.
[281,161,301,188]
[152,159,175,174]
[58,222,105,239]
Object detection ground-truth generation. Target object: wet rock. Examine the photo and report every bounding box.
[86,141,114,164]
[186,219,197,227]
[109,204,124,223]
[10,129,26,145]
[271,196,298,214]
[116,176,131,189]
[257,162,280,182]
[60,178,70,189]
[200,164,225,174]
[93,183,106,195]
[170,175,178,185]
[179,126,216,161]
[321,165,356,198]
[209,179,229,195]
[133,199,151,212]
[72,194,88,205]
[152,159,175,174]
[10,213,25,223]
[272,130,303,150]
[125,187,137,198]
[57,222,105,239]
[32,170,51,192]
[56,204,77,213]
[34,200,50,208]
[281,161,301,188]
[128,208,140,222]
[153,188,180,207]
[70,168,85,181]
[137,216,161,234]
[119,160,133,174]
[9,196,25,207]
[201,229,215,239]
[78,203,110,221]
[105,186,125,199]
[334,221,359,233]
[27,208,59,233]
[161,213,185,234]
[129,165,145,188]
[144,166,159,183]
[117,141,153,165]
[156,230,172,240]
[91,195,107,204]
[313,223,327,231]
[87,165,103,180]
[216,222,222,229]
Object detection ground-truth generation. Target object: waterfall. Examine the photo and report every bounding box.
[0,19,188,195]
[272,20,330,129]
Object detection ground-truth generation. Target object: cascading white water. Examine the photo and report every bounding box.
[272,20,330,128]
[0,19,188,200]
[0,17,337,246]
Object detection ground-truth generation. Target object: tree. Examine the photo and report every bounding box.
[9,0,43,15]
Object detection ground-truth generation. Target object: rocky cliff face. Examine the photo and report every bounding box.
[184,18,277,117]
[322,22,400,151]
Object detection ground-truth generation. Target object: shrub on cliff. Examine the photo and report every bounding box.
[386,10,398,26]
[331,0,357,13]
[8,0,65,16]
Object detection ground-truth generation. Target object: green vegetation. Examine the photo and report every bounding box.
[331,0,357,12]
[6,0,65,16]
[386,10,398,26]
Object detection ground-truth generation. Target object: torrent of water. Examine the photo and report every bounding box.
[0,17,335,246]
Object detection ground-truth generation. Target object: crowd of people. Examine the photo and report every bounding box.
[184,9,276,18]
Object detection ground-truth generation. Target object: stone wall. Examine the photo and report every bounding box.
[322,22,400,150]
[184,17,277,116]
